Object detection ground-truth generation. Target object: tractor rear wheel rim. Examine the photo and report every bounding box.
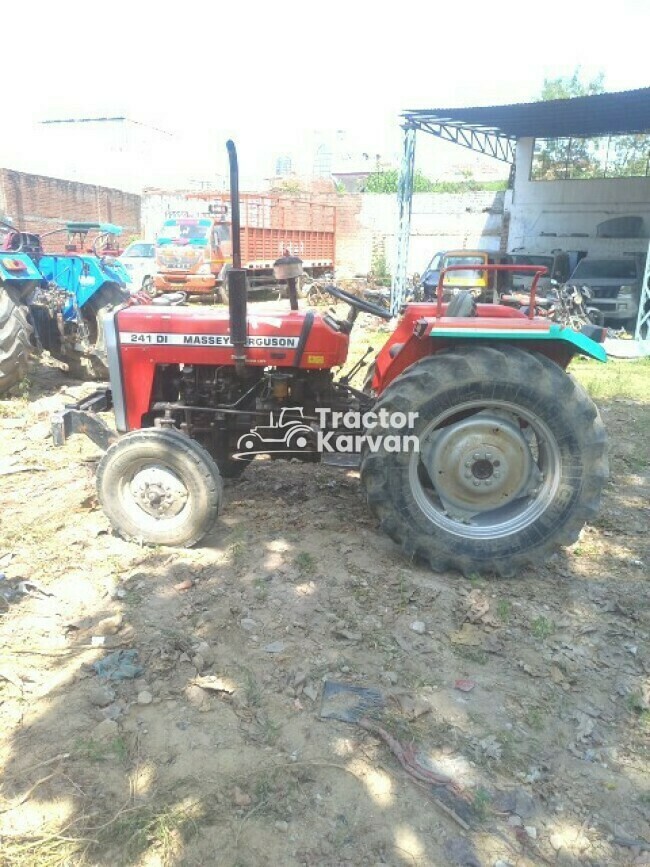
[409,399,561,539]
[126,463,189,520]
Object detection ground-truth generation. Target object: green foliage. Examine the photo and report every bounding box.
[471,787,492,821]
[531,616,555,640]
[540,68,605,101]
[362,169,506,194]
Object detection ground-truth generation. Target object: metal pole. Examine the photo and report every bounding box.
[634,236,650,353]
[391,124,416,316]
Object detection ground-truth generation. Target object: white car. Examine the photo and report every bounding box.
[118,241,156,294]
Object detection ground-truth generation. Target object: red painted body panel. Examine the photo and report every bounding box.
[116,305,349,429]
[371,302,556,392]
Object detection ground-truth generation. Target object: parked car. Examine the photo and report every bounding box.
[118,241,156,294]
[566,256,644,328]
[508,251,574,294]
[420,249,511,302]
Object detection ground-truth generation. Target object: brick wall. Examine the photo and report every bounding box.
[325,190,507,278]
[0,169,141,251]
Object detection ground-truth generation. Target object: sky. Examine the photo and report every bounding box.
[1,0,649,190]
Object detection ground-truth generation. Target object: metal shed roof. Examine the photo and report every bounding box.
[403,87,650,163]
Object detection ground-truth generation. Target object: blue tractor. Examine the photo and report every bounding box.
[0,219,131,392]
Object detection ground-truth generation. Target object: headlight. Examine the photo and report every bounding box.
[619,285,634,297]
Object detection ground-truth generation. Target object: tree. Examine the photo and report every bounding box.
[540,69,605,101]
[534,69,606,180]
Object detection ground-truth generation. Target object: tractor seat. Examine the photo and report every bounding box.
[445,290,476,318]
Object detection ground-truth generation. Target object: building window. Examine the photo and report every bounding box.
[531,134,650,180]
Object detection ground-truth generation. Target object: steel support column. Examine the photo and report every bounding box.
[391,124,416,316]
[634,236,650,352]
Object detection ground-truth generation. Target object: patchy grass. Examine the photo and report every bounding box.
[293,551,315,574]
[530,616,555,640]
[471,786,492,821]
[573,357,650,402]
[74,736,129,764]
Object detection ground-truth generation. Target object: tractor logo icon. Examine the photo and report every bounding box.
[236,408,313,456]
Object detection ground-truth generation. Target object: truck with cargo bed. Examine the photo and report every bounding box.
[154,193,335,298]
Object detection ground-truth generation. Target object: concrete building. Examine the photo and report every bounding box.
[395,88,650,304]
[507,136,650,259]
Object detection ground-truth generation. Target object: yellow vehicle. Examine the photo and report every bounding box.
[420,249,511,301]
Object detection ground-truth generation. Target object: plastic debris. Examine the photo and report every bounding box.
[93,649,143,681]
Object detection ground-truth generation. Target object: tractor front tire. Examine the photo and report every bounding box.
[361,346,608,577]
[97,429,223,547]
[0,289,33,396]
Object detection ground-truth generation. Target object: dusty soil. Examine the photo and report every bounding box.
[0,331,648,866]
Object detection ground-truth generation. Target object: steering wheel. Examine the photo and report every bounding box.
[323,284,392,320]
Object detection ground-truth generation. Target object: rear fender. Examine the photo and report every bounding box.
[373,319,606,394]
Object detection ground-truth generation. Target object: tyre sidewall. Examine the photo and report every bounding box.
[98,431,222,546]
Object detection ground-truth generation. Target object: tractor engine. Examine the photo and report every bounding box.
[144,362,364,472]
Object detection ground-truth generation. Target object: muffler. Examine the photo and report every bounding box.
[226,139,247,376]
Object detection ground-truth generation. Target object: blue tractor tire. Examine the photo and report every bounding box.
[0,288,33,395]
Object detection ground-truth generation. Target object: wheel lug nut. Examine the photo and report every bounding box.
[464,472,472,478]
[473,452,480,459]
[473,480,480,487]
[494,471,500,479]
[464,460,471,467]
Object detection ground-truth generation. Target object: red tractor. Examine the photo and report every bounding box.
[53,142,608,577]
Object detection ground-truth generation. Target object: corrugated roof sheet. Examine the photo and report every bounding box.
[404,87,650,139]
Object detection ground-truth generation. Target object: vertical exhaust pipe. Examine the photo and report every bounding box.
[226,140,247,375]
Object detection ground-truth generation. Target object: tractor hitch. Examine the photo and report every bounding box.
[51,388,117,451]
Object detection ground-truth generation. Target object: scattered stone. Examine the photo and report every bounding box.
[95,614,123,636]
[185,684,208,709]
[454,678,476,692]
[507,815,522,827]
[293,671,308,688]
[494,861,513,867]
[392,692,431,720]
[333,628,362,642]
[174,579,194,592]
[496,788,536,819]
[137,690,153,705]
[550,833,563,851]
[232,786,252,807]
[241,618,257,631]
[264,641,286,654]
[192,654,206,672]
[94,718,119,740]
[410,620,426,634]
[88,685,116,707]
[101,702,123,720]
[195,641,214,666]
[303,682,319,702]
[525,826,537,840]
[274,820,289,832]
[383,671,399,686]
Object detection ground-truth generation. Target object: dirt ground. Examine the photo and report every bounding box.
[0,318,648,867]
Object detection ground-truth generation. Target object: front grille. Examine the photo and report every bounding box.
[591,286,621,299]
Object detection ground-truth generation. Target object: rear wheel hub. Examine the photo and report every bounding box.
[423,413,534,515]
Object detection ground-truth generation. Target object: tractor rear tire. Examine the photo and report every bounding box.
[0,289,33,396]
[97,428,223,547]
[361,346,608,577]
